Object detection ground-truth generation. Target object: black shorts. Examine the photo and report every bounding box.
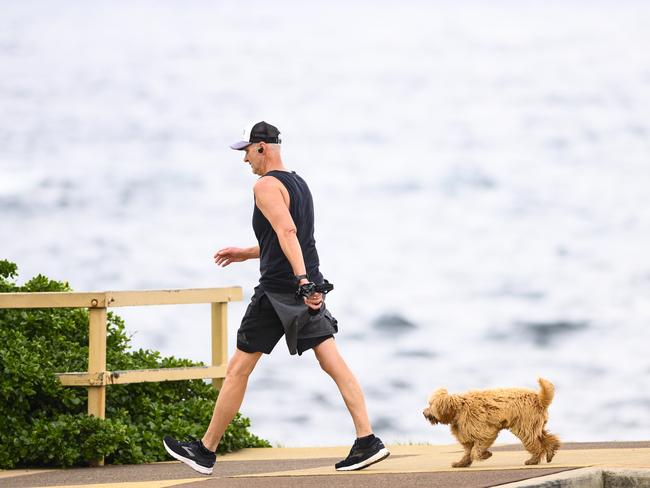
[237,292,334,356]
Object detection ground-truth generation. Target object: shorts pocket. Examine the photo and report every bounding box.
[324,309,339,333]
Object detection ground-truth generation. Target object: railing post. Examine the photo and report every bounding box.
[211,302,228,390]
[87,307,107,466]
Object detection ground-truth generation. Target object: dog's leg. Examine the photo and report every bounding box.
[472,432,498,462]
[471,444,490,462]
[521,436,545,465]
[511,429,543,465]
[525,451,542,464]
[452,442,474,468]
[476,446,493,460]
[542,430,561,462]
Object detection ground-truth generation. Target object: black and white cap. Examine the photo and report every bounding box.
[230,121,281,150]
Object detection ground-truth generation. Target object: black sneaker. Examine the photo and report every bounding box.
[335,435,390,471]
[163,435,216,475]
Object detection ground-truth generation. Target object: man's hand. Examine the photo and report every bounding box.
[299,278,323,310]
[304,292,323,310]
[214,247,255,267]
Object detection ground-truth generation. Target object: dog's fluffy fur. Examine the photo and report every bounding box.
[423,378,560,467]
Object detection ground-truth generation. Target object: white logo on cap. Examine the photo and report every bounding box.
[243,122,255,142]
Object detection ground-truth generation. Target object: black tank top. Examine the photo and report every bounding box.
[252,170,324,293]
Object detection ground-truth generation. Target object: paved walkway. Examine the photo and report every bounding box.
[2,441,649,488]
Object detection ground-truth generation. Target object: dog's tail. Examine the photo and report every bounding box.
[538,377,555,408]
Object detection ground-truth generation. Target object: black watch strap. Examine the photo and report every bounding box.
[295,274,309,282]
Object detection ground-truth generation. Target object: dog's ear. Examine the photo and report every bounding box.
[433,392,462,424]
[428,388,448,405]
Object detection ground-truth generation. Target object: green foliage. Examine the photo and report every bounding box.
[0,260,269,468]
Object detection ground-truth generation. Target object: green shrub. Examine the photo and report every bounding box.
[0,260,270,468]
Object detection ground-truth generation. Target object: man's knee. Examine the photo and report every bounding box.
[226,350,261,378]
[316,355,335,375]
[314,341,342,375]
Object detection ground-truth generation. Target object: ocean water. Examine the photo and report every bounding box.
[2,0,650,447]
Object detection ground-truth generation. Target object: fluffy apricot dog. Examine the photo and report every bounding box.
[423,378,560,467]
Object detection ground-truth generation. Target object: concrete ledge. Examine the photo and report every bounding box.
[499,467,650,487]
[603,469,650,488]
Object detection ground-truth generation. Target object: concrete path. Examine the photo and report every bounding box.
[1,441,649,488]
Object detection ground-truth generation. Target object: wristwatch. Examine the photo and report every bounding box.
[294,274,309,282]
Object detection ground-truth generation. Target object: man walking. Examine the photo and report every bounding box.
[163,121,389,475]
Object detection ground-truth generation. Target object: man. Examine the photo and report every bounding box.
[163,121,390,475]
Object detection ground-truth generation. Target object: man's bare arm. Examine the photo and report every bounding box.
[214,246,260,267]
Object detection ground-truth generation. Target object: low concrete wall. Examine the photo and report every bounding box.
[604,469,650,488]
[501,467,650,488]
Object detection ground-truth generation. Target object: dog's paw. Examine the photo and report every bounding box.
[480,451,492,460]
[525,457,541,465]
[452,460,472,468]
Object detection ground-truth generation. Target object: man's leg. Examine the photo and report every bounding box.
[312,337,390,470]
[163,348,262,474]
[313,338,372,437]
[202,348,263,451]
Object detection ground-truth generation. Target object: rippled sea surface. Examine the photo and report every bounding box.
[2,0,650,446]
